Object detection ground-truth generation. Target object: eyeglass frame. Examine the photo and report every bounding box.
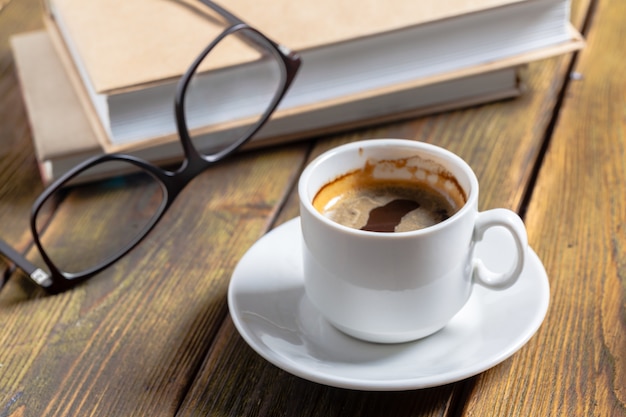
[0,0,301,294]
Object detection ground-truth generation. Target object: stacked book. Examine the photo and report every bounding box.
[12,0,583,183]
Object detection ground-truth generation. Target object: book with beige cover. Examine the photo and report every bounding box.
[44,0,583,151]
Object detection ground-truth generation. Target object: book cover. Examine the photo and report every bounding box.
[46,0,526,95]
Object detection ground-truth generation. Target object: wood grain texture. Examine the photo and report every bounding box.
[0,2,45,318]
[462,0,626,415]
[0,0,606,416]
[0,0,46,288]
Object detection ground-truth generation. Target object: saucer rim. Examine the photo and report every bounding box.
[228,217,550,391]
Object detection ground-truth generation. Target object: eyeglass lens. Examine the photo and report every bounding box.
[182,27,284,156]
[34,162,166,275]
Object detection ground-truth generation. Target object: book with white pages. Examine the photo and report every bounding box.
[12,30,525,184]
[43,0,583,152]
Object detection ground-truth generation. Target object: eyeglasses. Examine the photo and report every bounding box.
[0,0,301,294]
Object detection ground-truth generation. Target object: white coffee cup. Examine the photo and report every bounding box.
[298,139,528,343]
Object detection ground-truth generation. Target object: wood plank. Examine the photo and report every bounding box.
[175,2,591,415]
[0,0,47,285]
[462,0,626,415]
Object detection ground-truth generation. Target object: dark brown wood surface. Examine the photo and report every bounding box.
[1,0,624,416]
[463,0,626,414]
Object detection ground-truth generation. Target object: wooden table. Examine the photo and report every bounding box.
[1,0,624,415]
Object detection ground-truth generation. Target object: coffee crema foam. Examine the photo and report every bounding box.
[312,156,466,233]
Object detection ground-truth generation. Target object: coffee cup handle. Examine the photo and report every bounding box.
[472,208,528,289]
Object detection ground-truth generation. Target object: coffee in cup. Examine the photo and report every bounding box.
[312,155,466,233]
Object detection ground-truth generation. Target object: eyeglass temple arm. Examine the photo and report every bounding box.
[0,238,52,287]
[197,0,245,26]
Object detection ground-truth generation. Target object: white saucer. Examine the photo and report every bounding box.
[228,217,549,391]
